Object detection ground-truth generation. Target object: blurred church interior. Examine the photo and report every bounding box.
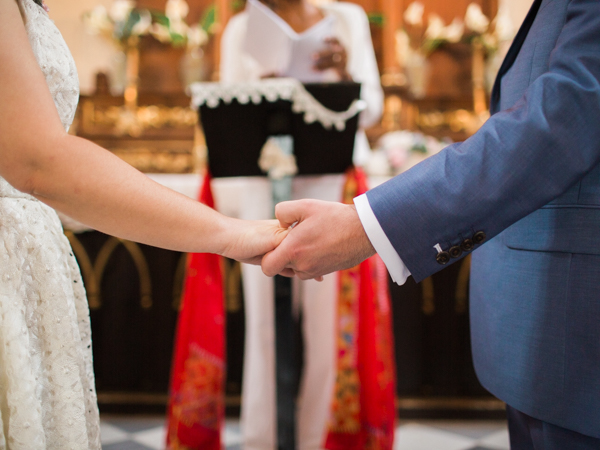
[53,0,533,448]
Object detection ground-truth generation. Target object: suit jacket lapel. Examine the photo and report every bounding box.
[490,0,543,114]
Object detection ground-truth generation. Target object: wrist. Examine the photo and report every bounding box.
[350,205,376,260]
[207,213,237,257]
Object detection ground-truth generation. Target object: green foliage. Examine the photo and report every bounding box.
[200,4,217,33]
[151,10,170,27]
[232,0,246,13]
[368,12,385,28]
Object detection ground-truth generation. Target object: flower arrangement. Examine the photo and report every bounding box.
[395,2,515,98]
[396,1,462,66]
[365,130,451,176]
[396,2,514,66]
[463,3,515,56]
[396,2,464,97]
[83,0,214,50]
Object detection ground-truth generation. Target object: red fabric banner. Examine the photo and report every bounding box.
[166,173,225,450]
[324,167,397,450]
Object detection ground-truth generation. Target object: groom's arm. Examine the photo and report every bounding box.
[263,0,600,281]
[366,0,600,282]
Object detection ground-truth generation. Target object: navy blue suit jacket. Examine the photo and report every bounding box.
[367,0,600,438]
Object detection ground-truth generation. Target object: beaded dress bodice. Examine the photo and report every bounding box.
[0,1,100,448]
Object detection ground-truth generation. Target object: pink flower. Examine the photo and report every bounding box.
[387,147,409,169]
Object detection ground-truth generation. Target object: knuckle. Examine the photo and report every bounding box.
[288,244,302,262]
[295,260,313,277]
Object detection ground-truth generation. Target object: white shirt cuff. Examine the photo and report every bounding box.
[354,193,411,285]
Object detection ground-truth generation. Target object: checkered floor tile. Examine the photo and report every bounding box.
[99,416,509,450]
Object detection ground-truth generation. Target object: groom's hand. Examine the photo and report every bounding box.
[261,199,376,280]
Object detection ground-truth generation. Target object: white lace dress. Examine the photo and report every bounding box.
[0,0,101,448]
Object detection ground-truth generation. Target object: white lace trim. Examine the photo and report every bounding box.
[190,79,366,131]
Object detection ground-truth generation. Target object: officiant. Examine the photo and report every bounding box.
[218,1,386,449]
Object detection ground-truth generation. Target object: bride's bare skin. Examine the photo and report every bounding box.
[0,0,287,264]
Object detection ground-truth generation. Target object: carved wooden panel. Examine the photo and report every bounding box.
[72,230,496,416]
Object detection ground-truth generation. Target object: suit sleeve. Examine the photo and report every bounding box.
[366,0,600,282]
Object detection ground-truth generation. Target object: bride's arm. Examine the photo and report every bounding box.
[0,0,286,262]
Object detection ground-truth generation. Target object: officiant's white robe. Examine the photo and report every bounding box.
[218,4,383,449]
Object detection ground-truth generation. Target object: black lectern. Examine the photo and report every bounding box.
[196,81,361,176]
[192,79,362,450]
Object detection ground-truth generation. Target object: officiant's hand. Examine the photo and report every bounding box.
[220,219,289,265]
[313,37,351,81]
[261,200,375,280]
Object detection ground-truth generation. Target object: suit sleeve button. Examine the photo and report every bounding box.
[460,239,474,252]
[473,231,487,244]
[449,246,463,258]
[436,251,451,265]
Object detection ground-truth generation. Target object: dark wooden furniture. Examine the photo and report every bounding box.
[67,226,503,417]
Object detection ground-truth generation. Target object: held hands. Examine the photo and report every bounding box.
[220,219,289,265]
[261,199,376,280]
[220,199,375,277]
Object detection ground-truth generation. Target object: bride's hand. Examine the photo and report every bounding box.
[219,218,289,265]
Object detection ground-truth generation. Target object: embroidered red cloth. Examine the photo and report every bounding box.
[166,173,225,450]
[324,167,397,450]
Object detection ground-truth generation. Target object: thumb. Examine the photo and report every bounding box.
[261,242,293,277]
[268,220,290,247]
[275,200,307,229]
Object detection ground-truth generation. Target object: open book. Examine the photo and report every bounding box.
[243,0,336,83]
